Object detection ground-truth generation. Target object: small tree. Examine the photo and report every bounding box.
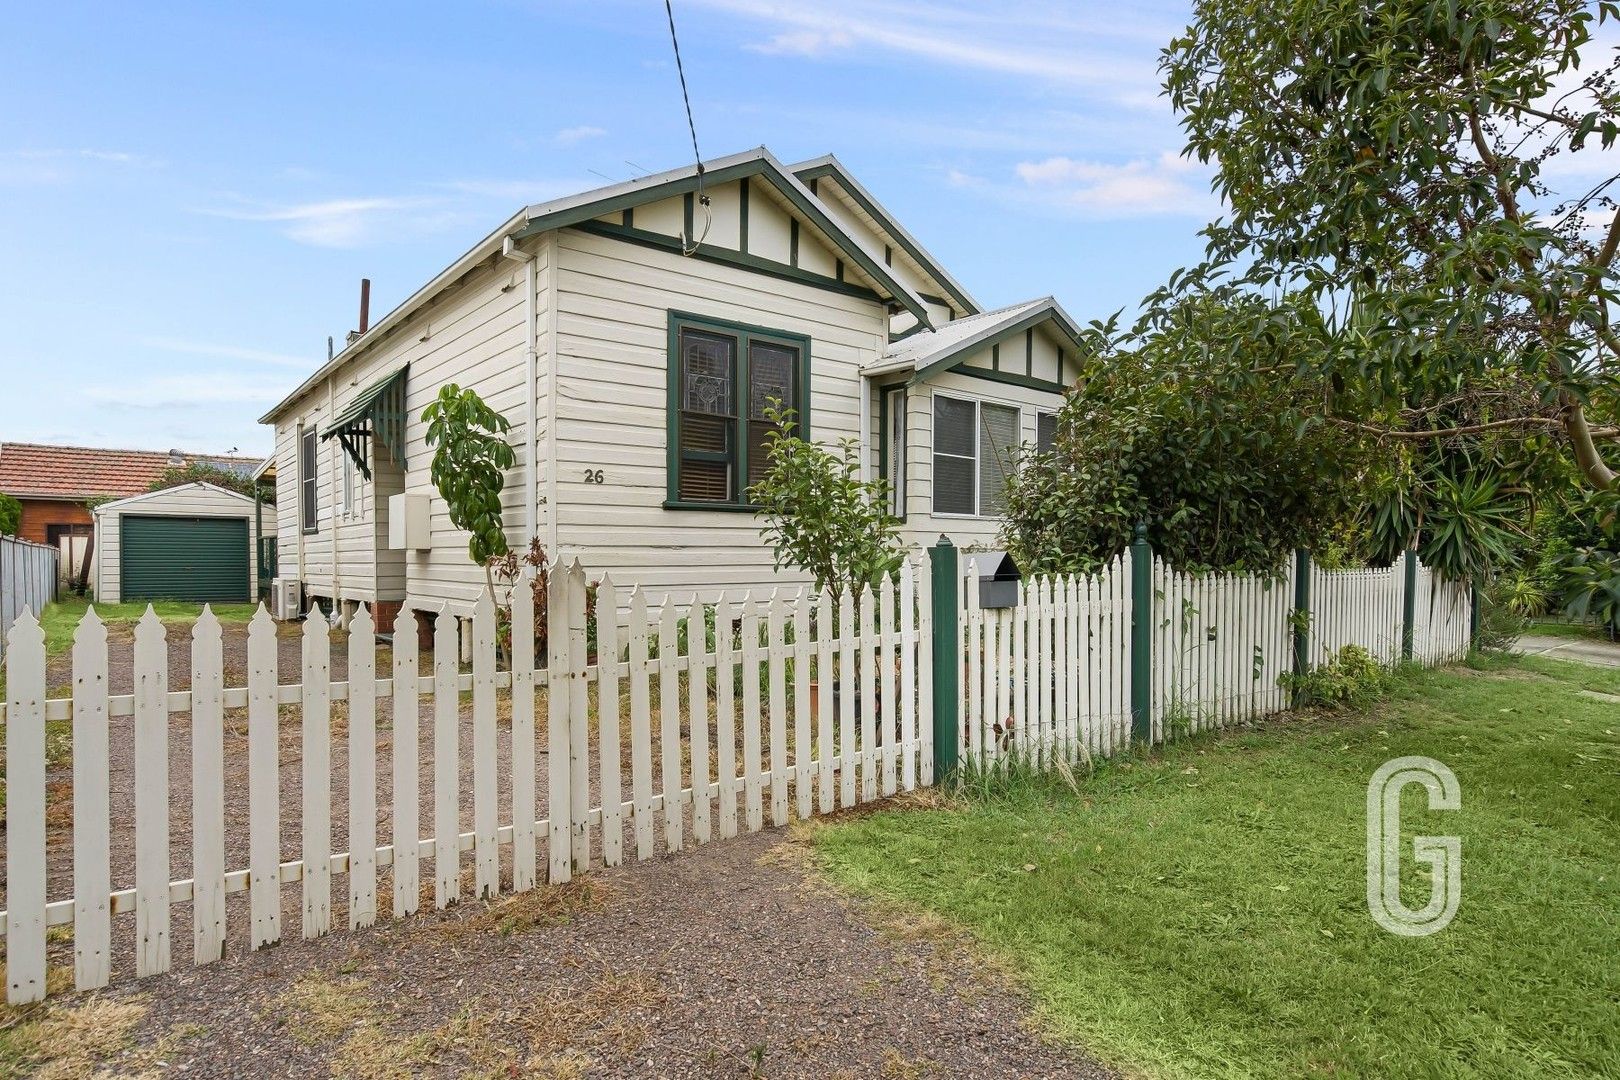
[422,384,515,594]
[149,460,269,501]
[0,492,20,537]
[751,406,903,604]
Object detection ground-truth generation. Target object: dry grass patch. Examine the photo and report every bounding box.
[268,972,382,1046]
[0,994,148,1080]
[427,877,610,941]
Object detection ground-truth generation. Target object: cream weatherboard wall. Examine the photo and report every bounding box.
[271,241,543,615]
[92,484,256,604]
[548,223,890,599]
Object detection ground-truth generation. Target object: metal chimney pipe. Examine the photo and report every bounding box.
[358,278,371,335]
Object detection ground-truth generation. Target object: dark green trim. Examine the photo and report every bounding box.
[789,219,799,267]
[514,155,933,329]
[1469,583,1481,648]
[792,161,981,316]
[884,243,892,266]
[835,258,844,283]
[929,537,961,782]
[621,207,633,227]
[991,343,1000,371]
[947,365,1065,395]
[808,176,817,195]
[575,221,884,302]
[665,309,812,510]
[1130,523,1153,743]
[889,321,928,344]
[1402,548,1418,661]
[683,192,694,242]
[320,363,408,480]
[909,305,1073,386]
[1292,549,1311,700]
[1025,329,1034,376]
[738,180,749,254]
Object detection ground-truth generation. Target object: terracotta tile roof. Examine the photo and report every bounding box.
[0,443,260,501]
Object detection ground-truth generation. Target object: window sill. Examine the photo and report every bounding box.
[662,499,763,514]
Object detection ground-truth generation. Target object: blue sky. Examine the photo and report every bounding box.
[1,0,1211,456]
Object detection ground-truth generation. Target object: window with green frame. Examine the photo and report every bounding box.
[666,311,810,508]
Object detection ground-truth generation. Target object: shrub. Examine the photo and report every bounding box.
[1280,645,1390,709]
[0,492,19,537]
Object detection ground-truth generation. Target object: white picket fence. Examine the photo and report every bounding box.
[0,557,931,1003]
[960,554,1475,760]
[959,555,1133,770]
[1,535,57,663]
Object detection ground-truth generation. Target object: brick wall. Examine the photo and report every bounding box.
[15,499,90,545]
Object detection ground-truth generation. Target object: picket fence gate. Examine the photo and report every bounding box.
[1,558,931,1003]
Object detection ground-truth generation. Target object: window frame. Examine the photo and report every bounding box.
[930,390,1027,519]
[878,383,907,521]
[1036,410,1059,455]
[299,426,318,534]
[664,310,812,511]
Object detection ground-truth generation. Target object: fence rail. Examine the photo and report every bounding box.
[1,535,1473,1005]
[1,535,57,663]
[1,557,930,1002]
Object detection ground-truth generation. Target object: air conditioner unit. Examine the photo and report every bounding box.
[272,578,301,621]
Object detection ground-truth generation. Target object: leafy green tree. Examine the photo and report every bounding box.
[751,406,904,603]
[1004,292,1365,574]
[1160,0,1620,493]
[149,460,269,501]
[422,384,515,577]
[0,492,20,536]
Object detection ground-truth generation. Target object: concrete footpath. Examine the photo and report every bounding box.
[1515,633,1620,669]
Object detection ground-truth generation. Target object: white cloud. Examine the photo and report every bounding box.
[554,125,607,146]
[196,195,440,248]
[683,0,1171,101]
[139,336,314,368]
[1011,151,1214,217]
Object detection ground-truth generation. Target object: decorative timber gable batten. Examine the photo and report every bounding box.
[321,364,408,480]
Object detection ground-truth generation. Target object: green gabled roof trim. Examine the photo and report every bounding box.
[321,364,408,480]
[792,158,980,317]
[575,221,887,302]
[907,302,1083,388]
[512,152,933,330]
[949,365,1066,395]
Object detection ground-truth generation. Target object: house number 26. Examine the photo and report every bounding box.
[583,469,605,484]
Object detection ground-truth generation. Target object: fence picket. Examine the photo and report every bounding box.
[548,575,573,882]
[301,613,331,938]
[879,576,897,796]
[134,608,171,975]
[714,596,738,840]
[815,589,836,810]
[433,609,460,906]
[471,594,498,898]
[511,581,538,887]
[792,589,812,819]
[347,605,378,928]
[858,583,878,803]
[566,561,591,870]
[6,609,47,1002]
[767,590,788,827]
[627,587,654,860]
[965,560,983,770]
[73,609,111,988]
[595,577,623,867]
[658,596,684,853]
[837,586,856,808]
[247,608,280,948]
[689,592,713,843]
[742,596,764,832]
[191,608,226,963]
[899,564,917,792]
[392,605,420,917]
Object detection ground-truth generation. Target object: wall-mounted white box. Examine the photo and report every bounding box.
[388,492,431,550]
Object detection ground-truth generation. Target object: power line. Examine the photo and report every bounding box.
[664,0,709,254]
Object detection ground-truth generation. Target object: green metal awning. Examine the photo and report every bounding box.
[321,364,408,479]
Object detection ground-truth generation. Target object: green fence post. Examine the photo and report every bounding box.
[929,536,960,783]
[1130,523,1153,744]
[1469,583,1481,649]
[1402,548,1418,662]
[1292,548,1311,704]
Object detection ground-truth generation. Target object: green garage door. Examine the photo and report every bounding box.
[120,515,250,603]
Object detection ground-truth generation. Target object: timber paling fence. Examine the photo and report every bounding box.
[0,537,1471,1003]
[1,536,57,664]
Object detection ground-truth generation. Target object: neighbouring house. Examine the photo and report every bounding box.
[0,442,262,591]
[92,483,258,604]
[259,147,1085,625]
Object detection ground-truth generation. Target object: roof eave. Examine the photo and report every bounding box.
[907,298,1086,387]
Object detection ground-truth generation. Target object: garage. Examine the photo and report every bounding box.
[94,483,256,604]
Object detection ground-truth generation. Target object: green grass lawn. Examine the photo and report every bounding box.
[815,657,1620,1079]
[1526,617,1617,643]
[35,595,260,656]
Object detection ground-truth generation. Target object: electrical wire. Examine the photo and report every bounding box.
[665,0,710,254]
